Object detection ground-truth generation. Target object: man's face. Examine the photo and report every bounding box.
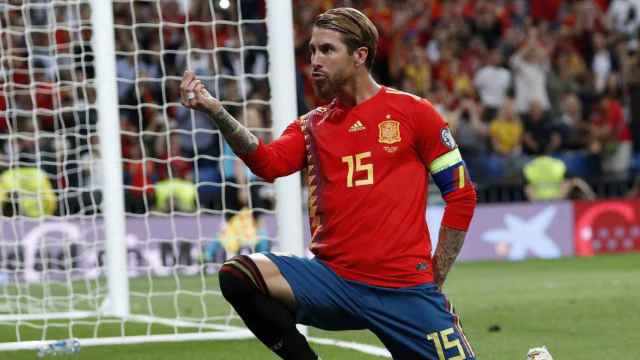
[529,101,544,121]
[309,27,356,100]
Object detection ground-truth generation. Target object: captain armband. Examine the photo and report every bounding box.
[429,149,470,196]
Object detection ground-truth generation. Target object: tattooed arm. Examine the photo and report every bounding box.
[180,70,258,155]
[207,107,258,155]
[432,226,467,291]
[180,70,306,182]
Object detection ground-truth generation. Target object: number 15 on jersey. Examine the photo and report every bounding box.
[341,151,374,188]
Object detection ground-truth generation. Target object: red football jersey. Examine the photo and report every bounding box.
[241,87,475,287]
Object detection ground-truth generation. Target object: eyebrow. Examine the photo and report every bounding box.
[309,41,335,49]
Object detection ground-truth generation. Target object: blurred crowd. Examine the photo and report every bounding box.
[0,0,639,217]
[0,0,273,217]
[294,0,640,200]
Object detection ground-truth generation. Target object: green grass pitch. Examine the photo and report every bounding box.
[0,253,638,359]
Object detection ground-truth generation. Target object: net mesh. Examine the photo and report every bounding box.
[0,0,276,343]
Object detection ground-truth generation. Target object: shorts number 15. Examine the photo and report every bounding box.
[426,327,466,360]
[341,151,374,188]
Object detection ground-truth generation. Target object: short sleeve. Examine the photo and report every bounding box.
[414,98,458,170]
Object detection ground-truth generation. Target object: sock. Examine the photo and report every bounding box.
[219,255,318,360]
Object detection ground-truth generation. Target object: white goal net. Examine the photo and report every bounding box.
[0,0,299,351]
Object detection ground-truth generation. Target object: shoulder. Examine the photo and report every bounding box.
[384,87,423,103]
[384,87,437,115]
[298,104,337,130]
[407,97,449,134]
[384,87,437,110]
[299,105,331,123]
[301,105,330,119]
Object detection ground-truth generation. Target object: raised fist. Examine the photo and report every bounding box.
[180,70,222,114]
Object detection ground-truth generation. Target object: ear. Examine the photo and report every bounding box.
[353,46,369,67]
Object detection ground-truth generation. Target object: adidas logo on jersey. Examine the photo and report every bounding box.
[348,120,366,132]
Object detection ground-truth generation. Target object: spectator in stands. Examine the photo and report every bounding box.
[116,53,136,105]
[124,142,155,214]
[397,39,431,98]
[75,135,103,215]
[31,71,56,130]
[489,97,525,178]
[591,32,613,94]
[470,1,504,50]
[589,92,632,176]
[450,97,489,183]
[221,105,273,218]
[510,28,551,114]
[153,120,193,182]
[556,93,591,151]
[489,97,522,155]
[12,117,40,167]
[474,49,511,123]
[547,43,585,115]
[9,119,58,181]
[425,26,447,68]
[607,0,640,36]
[431,85,457,128]
[450,58,476,100]
[522,100,562,156]
[158,2,186,77]
[175,102,222,210]
[622,41,640,153]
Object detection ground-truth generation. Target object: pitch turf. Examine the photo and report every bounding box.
[0,253,638,359]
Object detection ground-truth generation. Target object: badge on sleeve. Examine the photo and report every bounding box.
[440,128,457,149]
[378,115,401,144]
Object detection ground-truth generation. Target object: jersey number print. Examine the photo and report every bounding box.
[426,327,467,360]
[341,151,373,188]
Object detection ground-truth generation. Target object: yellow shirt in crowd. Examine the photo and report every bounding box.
[489,117,523,155]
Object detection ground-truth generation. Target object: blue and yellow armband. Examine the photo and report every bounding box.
[430,148,476,231]
[429,149,469,196]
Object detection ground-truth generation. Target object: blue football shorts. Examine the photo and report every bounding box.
[264,253,476,360]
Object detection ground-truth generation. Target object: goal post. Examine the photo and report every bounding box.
[90,0,130,318]
[267,0,305,259]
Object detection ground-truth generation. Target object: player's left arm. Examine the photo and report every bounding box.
[433,226,467,291]
[414,98,477,290]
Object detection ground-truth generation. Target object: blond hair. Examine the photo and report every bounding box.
[313,7,379,70]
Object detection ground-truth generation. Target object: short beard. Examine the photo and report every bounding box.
[312,72,346,101]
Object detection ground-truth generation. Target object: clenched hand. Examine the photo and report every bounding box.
[179,70,222,114]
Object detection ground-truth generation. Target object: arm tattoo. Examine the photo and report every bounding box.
[209,107,259,155]
[432,226,466,290]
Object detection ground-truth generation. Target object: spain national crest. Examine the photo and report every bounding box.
[378,116,401,144]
